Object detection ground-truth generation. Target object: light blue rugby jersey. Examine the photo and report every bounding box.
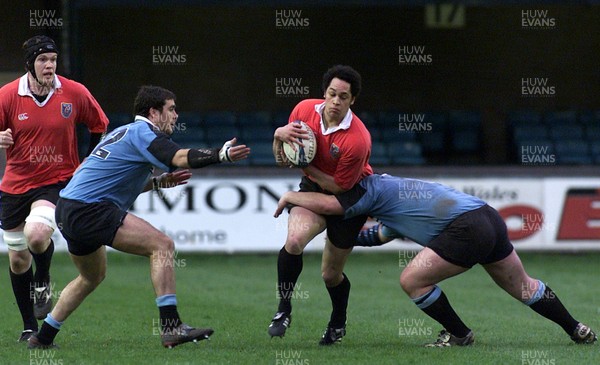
[60,116,180,210]
[337,174,486,246]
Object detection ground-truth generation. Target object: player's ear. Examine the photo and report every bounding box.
[350,96,355,106]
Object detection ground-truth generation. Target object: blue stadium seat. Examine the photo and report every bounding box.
[240,125,274,142]
[449,111,481,129]
[448,111,481,154]
[205,126,240,143]
[544,111,577,126]
[382,125,417,143]
[555,140,591,165]
[388,142,425,165]
[513,125,549,142]
[416,112,447,153]
[357,110,379,127]
[273,110,290,127]
[419,131,446,153]
[378,110,402,127]
[177,112,202,127]
[548,125,584,140]
[507,110,542,126]
[586,125,600,141]
[106,112,132,131]
[579,110,600,126]
[202,111,237,127]
[369,144,390,166]
[171,125,205,144]
[451,130,480,153]
[590,141,600,164]
[369,127,383,143]
[237,111,272,128]
[249,141,276,166]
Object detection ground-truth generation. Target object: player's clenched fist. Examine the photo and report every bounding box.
[0,128,14,149]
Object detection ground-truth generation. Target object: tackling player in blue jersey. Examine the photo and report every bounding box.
[274,174,597,347]
[28,85,250,349]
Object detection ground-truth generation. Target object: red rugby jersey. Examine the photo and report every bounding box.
[0,75,109,194]
[289,99,372,191]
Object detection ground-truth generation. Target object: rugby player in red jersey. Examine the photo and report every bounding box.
[269,65,372,345]
[0,35,108,342]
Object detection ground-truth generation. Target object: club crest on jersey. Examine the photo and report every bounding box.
[61,102,73,118]
[329,143,340,159]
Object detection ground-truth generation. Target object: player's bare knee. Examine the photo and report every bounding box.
[155,235,175,254]
[81,272,105,289]
[399,271,416,295]
[9,255,31,274]
[321,268,342,286]
[285,234,308,255]
[25,233,50,253]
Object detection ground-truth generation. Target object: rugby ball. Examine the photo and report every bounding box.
[283,121,317,167]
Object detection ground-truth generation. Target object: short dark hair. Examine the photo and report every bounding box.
[133,85,176,117]
[322,65,362,98]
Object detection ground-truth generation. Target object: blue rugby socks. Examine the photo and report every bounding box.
[37,313,62,345]
[412,285,471,338]
[157,294,182,330]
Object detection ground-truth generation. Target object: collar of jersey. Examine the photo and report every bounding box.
[314,101,353,136]
[134,115,160,130]
[18,73,62,107]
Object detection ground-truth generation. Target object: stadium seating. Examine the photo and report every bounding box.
[237,111,272,128]
[513,125,549,142]
[507,110,543,126]
[272,110,290,128]
[249,141,276,166]
[544,110,577,126]
[240,125,274,143]
[369,144,390,166]
[548,124,584,141]
[448,111,482,159]
[388,141,426,165]
[163,111,204,145]
[106,112,132,131]
[102,108,599,166]
[202,111,237,127]
[554,140,591,165]
[205,126,240,144]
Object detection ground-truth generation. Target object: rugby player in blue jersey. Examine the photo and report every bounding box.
[28,85,250,349]
[274,174,597,347]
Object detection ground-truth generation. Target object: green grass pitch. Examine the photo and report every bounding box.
[1,251,598,364]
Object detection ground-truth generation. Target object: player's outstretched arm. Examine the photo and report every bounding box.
[274,191,345,218]
[302,165,345,195]
[171,138,250,168]
[143,169,193,192]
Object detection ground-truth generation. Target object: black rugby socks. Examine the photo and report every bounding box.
[277,247,303,314]
[9,266,38,331]
[326,273,351,328]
